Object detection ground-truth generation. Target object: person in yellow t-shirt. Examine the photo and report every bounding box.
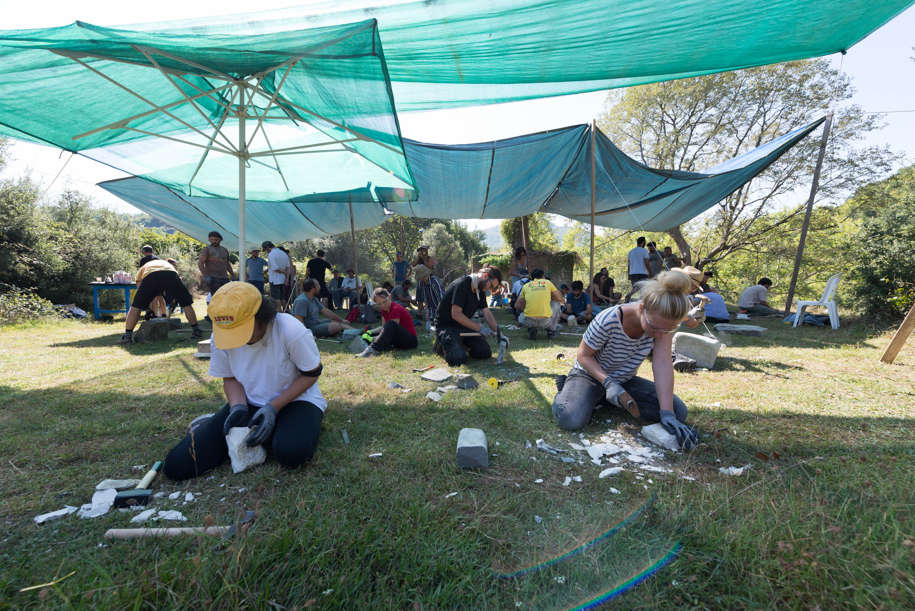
[120,258,201,344]
[515,269,565,340]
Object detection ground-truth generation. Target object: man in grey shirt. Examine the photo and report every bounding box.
[738,277,780,316]
[292,279,351,337]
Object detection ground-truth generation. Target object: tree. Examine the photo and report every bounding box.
[598,59,896,269]
[500,213,560,252]
[845,166,915,321]
[423,223,465,284]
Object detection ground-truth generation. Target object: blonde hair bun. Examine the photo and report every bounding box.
[638,271,692,321]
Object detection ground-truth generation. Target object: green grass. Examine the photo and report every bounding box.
[1,307,913,609]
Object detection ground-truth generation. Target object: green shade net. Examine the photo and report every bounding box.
[136,0,915,111]
[0,19,415,201]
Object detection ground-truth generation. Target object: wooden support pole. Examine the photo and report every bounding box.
[880,304,915,364]
[784,114,832,315]
[520,216,529,253]
[589,120,597,284]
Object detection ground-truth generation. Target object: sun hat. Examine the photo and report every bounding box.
[670,266,704,290]
[208,281,262,350]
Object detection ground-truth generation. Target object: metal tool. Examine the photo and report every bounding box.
[113,461,162,508]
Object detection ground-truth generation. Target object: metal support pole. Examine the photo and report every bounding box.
[589,120,597,283]
[349,198,358,278]
[784,113,832,315]
[238,88,247,282]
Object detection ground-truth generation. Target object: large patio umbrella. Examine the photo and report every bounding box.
[0,18,415,279]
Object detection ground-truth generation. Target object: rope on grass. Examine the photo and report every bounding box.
[567,542,683,610]
[492,495,655,580]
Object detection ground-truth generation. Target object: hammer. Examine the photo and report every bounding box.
[113,461,162,508]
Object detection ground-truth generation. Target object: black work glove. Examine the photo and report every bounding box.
[245,403,278,447]
[660,411,698,450]
[223,403,250,435]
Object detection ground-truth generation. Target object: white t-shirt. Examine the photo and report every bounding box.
[209,313,327,411]
[627,247,649,276]
[267,249,291,285]
[341,276,359,291]
[738,284,768,308]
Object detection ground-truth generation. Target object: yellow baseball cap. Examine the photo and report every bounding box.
[208,281,262,350]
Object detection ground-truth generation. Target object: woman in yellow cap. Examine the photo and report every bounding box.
[163,281,326,480]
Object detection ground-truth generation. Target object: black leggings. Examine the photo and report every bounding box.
[371,320,418,352]
[163,401,323,480]
[434,326,492,366]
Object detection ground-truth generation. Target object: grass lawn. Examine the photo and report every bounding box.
[1,304,913,609]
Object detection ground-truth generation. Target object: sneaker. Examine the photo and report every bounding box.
[190,326,203,340]
[358,345,380,358]
[527,327,537,340]
[119,331,134,345]
[736,312,750,320]
[555,374,567,392]
[672,354,697,373]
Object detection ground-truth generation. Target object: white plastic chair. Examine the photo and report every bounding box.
[793,274,840,329]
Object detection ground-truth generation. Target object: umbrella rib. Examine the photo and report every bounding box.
[131,45,237,81]
[248,138,357,157]
[290,202,328,234]
[171,74,235,114]
[133,45,238,154]
[245,60,300,151]
[121,126,234,155]
[188,86,240,192]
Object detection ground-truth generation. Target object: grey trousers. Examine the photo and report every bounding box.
[552,368,688,431]
[519,301,562,331]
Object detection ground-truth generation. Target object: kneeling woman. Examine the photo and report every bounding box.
[552,271,698,449]
[358,287,418,357]
[164,282,326,480]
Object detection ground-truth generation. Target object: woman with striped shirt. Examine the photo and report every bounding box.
[552,271,698,449]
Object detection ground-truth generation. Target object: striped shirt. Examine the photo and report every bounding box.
[573,305,653,383]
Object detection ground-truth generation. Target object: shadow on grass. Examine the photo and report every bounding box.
[714,355,803,375]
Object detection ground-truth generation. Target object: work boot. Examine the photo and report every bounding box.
[119,330,134,345]
[546,329,556,340]
[190,324,203,340]
[672,354,696,373]
[527,327,537,340]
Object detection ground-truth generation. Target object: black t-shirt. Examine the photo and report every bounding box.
[305,258,331,282]
[138,254,158,268]
[435,276,487,329]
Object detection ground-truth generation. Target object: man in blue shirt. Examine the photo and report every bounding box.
[559,280,593,326]
[391,251,412,285]
[245,249,268,294]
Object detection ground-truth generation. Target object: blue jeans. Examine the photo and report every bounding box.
[552,368,687,431]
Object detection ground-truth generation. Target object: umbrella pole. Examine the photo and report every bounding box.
[238,94,247,282]
[590,120,596,283]
[349,198,358,278]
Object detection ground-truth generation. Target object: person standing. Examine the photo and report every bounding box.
[414,245,443,329]
[646,242,664,277]
[391,251,412,286]
[120,258,201,344]
[306,249,333,307]
[198,231,233,296]
[663,246,682,270]
[509,246,530,286]
[245,249,268,294]
[138,244,157,268]
[551,271,698,450]
[516,268,565,340]
[433,267,505,366]
[162,282,326,480]
[262,241,290,310]
[358,288,419,357]
[625,236,651,301]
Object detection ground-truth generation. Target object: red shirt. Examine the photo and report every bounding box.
[382,302,416,336]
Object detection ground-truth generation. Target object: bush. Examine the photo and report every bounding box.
[0,284,57,325]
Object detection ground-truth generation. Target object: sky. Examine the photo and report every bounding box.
[2,1,913,236]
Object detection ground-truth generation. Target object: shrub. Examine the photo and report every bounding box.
[0,284,58,325]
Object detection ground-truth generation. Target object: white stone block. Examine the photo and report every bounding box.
[78,488,117,519]
[34,506,78,524]
[420,367,453,382]
[456,428,488,469]
[641,423,681,451]
[225,427,266,474]
[672,332,722,369]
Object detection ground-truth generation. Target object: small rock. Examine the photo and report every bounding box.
[184,492,195,503]
[153,492,167,498]
[560,456,576,463]
[341,429,350,445]
[641,423,681,451]
[562,476,572,486]
[599,467,623,478]
[155,510,187,521]
[454,374,479,390]
[388,381,404,389]
[77,489,117,519]
[525,440,532,449]
[420,367,453,382]
[568,443,585,451]
[626,453,646,463]
[96,479,140,491]
[587,443,623,459]
[130,508,156,524]
[609,487,621,494]
[534,515,543,524]
[536,439,566,454]
[168,491,182,500]
[133,318,170,342]
[719,465,751,476]
[226,427,266,473]
[426,391,442,402]
[444,491,458,498]
[34,506,78,525]
[572,475,582,482]
[534,478,544,484]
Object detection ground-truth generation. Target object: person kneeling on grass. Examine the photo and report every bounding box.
[120,258,201,344]
[433,266,505,366]
[551,271,699,450]
[516,268,564,340]
[163,282,325,480]
[292,279,352,338]
[358,288,419,357]
[559,280,593,326]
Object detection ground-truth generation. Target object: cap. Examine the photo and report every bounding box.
[261,241,274,249]
[208,281,262,350]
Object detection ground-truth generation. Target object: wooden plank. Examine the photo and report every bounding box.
[880,303,915,364]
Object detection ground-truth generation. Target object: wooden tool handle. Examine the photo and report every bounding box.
[136,461,162,489]
[104,526,229,539]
